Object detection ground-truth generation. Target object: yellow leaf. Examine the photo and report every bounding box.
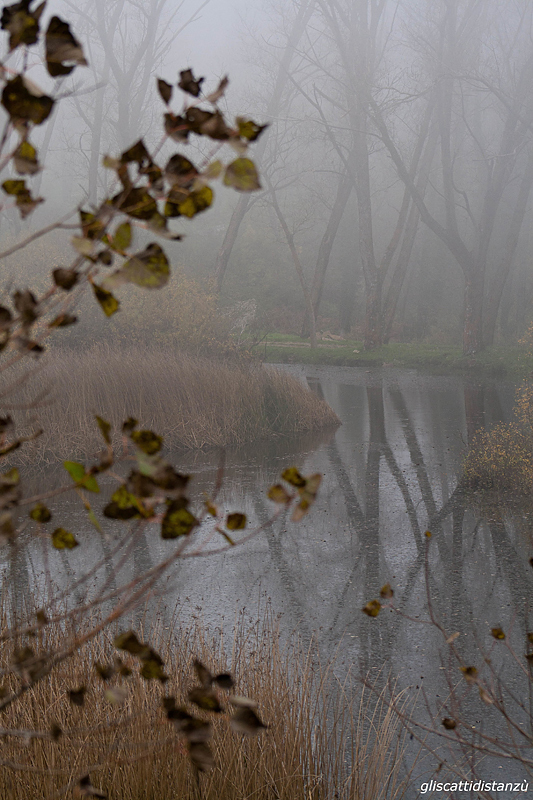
[362,599,381,617]
[267,484,291,503]
[223,158,261,192]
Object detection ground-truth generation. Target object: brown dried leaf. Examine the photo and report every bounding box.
[2,179,43,217]
[188,686,222,713]
[157,78,173,105]
[68,686,86,706]
[223,157,260,191]
[281,467,306,488]
[235,116,268,142]
[50,722,62,741]
[178,68,204,97]
[52,268,79,291]
[45,16,87,77]
[95,416,111,445]
[194,659,212,686]
[460,666,478,683]
[1,0,45,50]
[226,512,246,530]
[188,741,214,772]
[164,112,189,142]
[205,75,228,104]
[78,774,106,798]
[51,527,78,549]
[230,706,267,736]
[214,673,234,690]
[165,153,198,188]
[14,139,39,174]
[267,484,291,504]
[94,662,115,681]
[30,502,51,523]
[114,631,144,655]
[442,717,457,730]
[1,74,54,125]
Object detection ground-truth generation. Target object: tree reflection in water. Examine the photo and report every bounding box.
[9,366,533,791]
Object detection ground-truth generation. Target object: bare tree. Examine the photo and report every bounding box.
[287,0,437,349]
[212,0,315,293]
[60,0,207,203]
[264,173,318,348]
[369,0,533,353]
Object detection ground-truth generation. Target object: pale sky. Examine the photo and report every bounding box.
[171,0,252,86]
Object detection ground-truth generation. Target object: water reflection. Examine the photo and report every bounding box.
[9,366,533,790]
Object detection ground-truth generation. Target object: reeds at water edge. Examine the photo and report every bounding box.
[4,344,339,465]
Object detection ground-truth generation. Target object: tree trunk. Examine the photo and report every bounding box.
[212,0,315,293]
[352,117,381,349]
[382,117,439,342]
[301,170,352,336]
[462,268,485,355]
[382,202,419,344]
[483,150,533,347]
[213,197,250,293]
[268,182,317,348]
[364,274,383,350]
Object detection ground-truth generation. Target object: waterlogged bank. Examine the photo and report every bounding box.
[5,345,338,466]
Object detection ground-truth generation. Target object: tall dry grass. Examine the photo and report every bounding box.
[5,344,339,465]
[0,609,408,800]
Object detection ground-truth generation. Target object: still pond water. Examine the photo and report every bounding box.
[11,366,533,794]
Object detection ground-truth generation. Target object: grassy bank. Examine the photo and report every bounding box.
[0,610,408,800]
[7,344,339,465]
[260,335,533,378]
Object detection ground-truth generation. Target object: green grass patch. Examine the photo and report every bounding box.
[260,337,533,378]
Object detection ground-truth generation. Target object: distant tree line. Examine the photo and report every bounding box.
[214,0,533,355]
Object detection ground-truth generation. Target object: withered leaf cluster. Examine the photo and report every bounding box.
[267,467,322,521]
[114,630,168,682]
[163,659,266,773]
[0,5,281,793]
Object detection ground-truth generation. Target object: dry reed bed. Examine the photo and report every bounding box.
[0,610,408,800]
[5,345,339,465]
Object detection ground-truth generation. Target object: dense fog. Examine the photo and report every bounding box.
[1,0,532,355]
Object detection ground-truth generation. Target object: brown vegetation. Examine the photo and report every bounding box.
[0,609,407,800]
[7,344,339,465]
[463,381,533,495]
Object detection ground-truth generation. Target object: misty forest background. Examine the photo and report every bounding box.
[2,0,533,357]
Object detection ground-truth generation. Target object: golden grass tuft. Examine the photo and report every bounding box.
[0,610,408,800]
[6,344,339,465]
[463,422,533,494]
[463,380,533,495]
